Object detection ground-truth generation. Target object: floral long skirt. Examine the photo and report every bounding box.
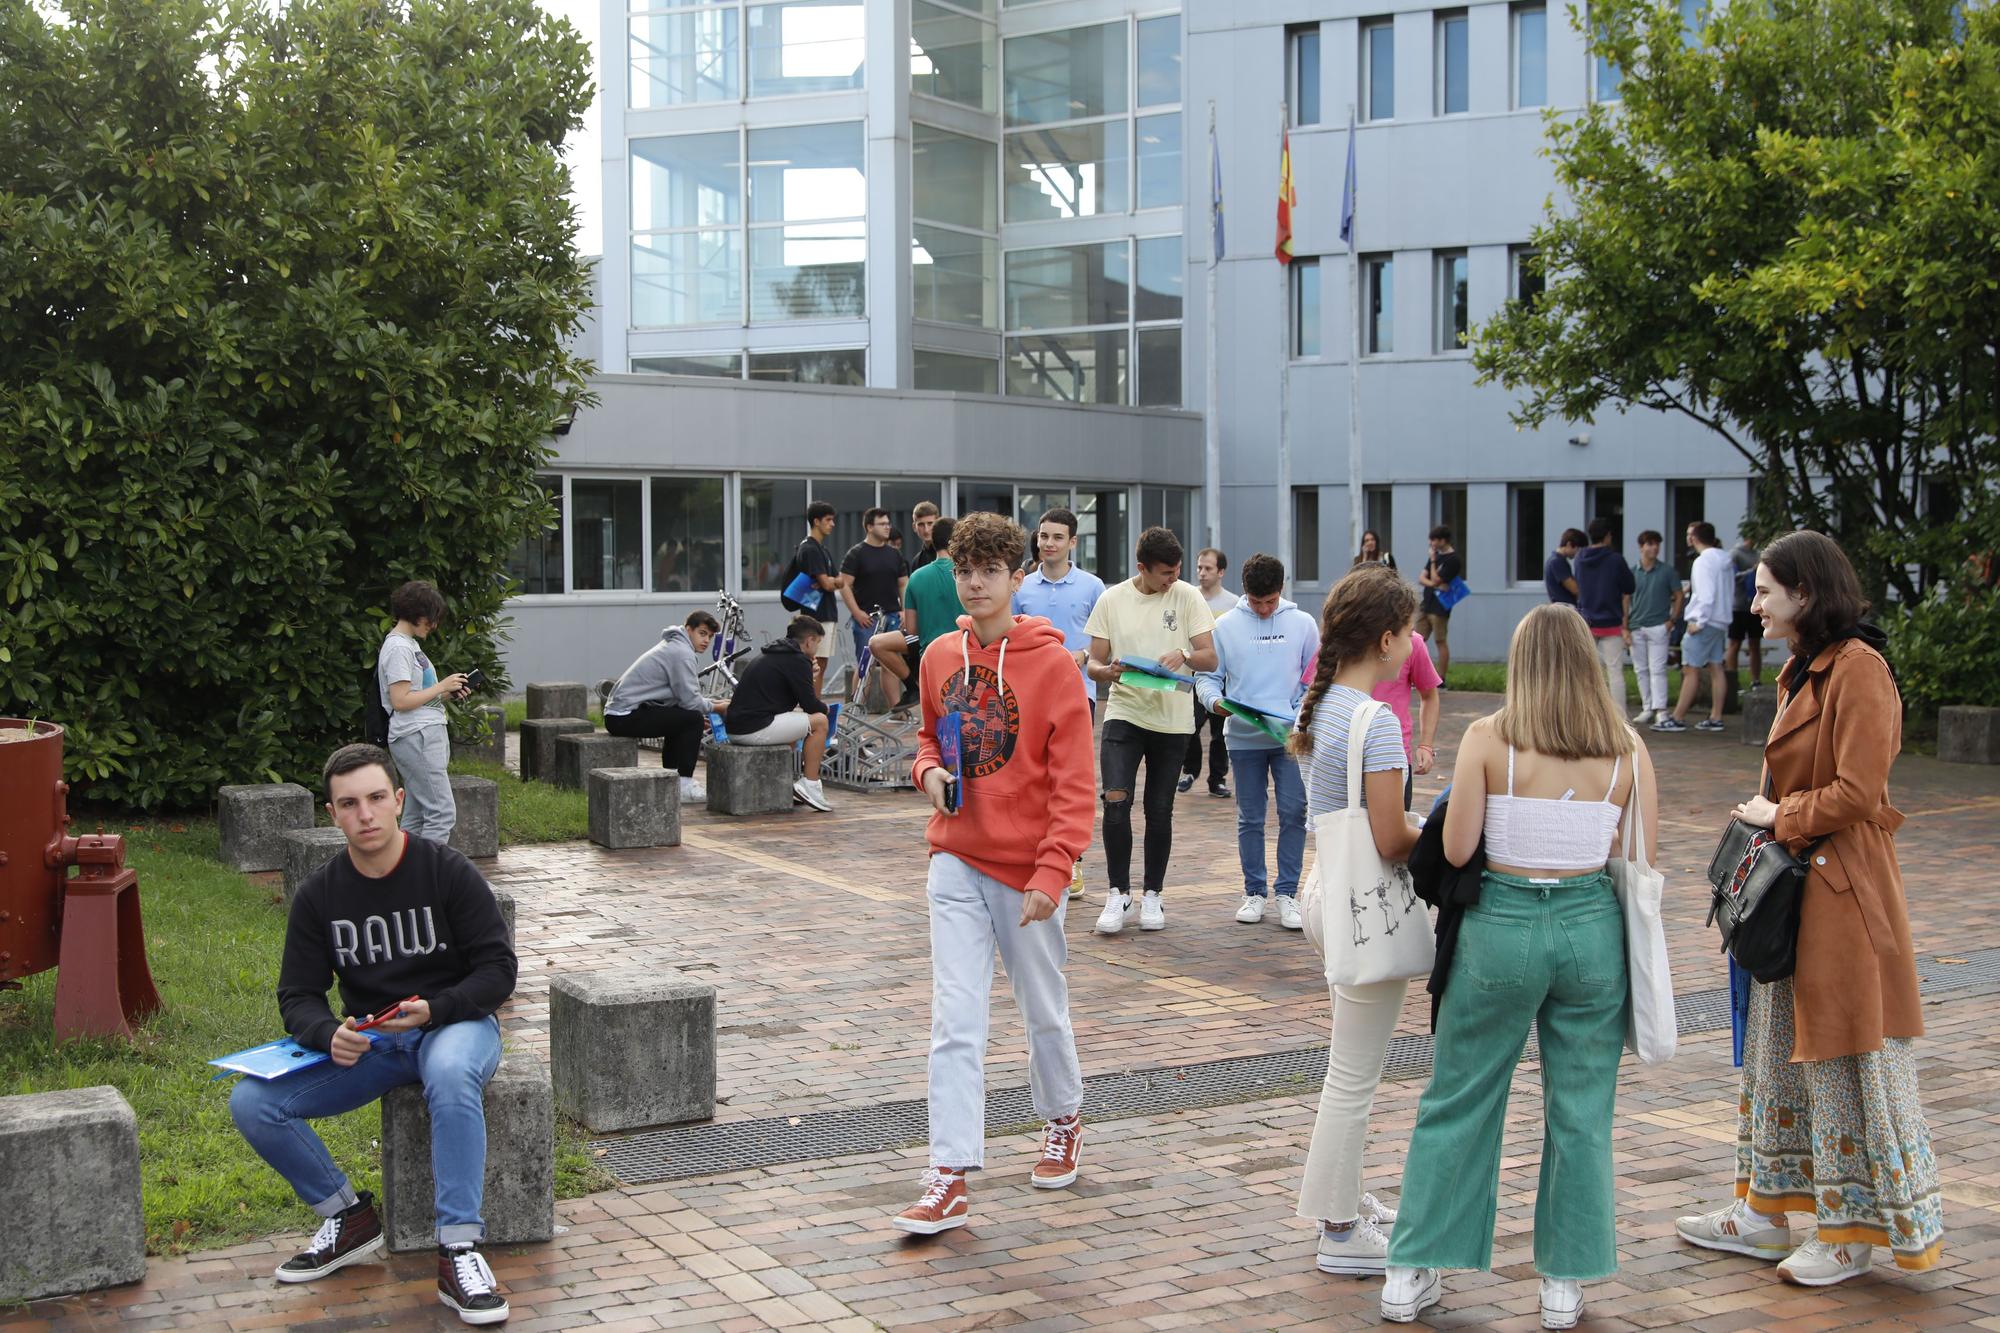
[1736,977,1945,1270]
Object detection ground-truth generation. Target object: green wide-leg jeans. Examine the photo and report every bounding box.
[1387,870,1629,1280]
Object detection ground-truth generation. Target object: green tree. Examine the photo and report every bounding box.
[0,0,594,808]
[1474,0,2000,603]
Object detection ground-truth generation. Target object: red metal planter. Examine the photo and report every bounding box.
[0,719,162,1040]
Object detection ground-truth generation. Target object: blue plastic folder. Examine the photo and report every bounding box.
[782,570,823,612]
[936,711,966,812]
[209,1036,332,1081]
[1116,655,1196,686]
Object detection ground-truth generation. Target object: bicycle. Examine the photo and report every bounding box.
[696,592,753,699]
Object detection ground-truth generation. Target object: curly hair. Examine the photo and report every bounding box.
[948,511,1028,572]
[1288,565,1418,756]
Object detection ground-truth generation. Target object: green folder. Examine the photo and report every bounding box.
[1218,698,1294,745]
[1118,670,1181,692]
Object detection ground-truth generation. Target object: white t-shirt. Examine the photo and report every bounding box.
[1085,579,1217,733]
[1686,546,1735,630]
[377,632,445,741]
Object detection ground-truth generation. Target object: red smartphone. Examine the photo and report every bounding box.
[352,996,421,1033]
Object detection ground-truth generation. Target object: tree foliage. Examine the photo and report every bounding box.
[1475,0,2000,603]
[0,0,594,808]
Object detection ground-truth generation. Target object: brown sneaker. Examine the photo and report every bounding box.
[892,1168,969,1235]
[437,1243,510,1325]
[1031,1114,1083,1189]
[274,1192,383,1283]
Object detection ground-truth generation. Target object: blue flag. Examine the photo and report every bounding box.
[1339,107,1358,249]
[1209,118,1225,263]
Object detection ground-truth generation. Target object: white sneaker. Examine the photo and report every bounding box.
[1069,862,1085,899]
[1235,896,1267,925]
[1094,893,1133,935]
[678,777,705,803]
[1777,1238,1874,1287]
[1316,1215,1391,1275]
[1380,1266,1441,1322]
[1674,1198,1791,1260]
[1630,709,1655,725]
[1361,1192,1397,1226]
[1278,895,1304,930]
[1540,1278,1582,1329]
[1139,890,1166,931]
[792,777,832,812]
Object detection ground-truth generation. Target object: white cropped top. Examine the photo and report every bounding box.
[1482,747,1624,871]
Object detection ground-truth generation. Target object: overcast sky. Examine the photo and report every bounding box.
[538,0,603,257]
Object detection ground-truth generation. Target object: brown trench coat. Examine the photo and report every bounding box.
[1765,637,1923,1063]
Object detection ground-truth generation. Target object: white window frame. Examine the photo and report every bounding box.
[1434,249,1468,355]
[1434,10,1469,117]
[1362,254,1393,356]
[1510,3,1546,111]
[1288,23,1321,127]
[1359,18,1394,124]
[1292,256,1321,360]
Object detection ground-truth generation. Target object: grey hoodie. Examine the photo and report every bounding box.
[605,627,702,715]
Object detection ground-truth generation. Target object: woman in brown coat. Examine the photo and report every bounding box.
[1675,531,1943,1284]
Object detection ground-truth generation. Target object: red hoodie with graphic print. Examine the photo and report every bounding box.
[911,614,1097,902]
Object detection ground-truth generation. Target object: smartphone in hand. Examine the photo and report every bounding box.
[462,667,487,692]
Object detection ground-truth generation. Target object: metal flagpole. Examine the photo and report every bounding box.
[1276,100,1292,585]
[1205,101,1222,551]
[1345,104,1364,559]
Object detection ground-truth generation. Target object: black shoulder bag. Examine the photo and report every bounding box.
[1703,684,1822,983]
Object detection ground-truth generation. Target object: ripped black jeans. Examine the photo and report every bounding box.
[1099,719,1185,897]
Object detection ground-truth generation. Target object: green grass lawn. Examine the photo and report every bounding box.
[501,699,603,730]
[0,816,610,1257]
[453,758,588,844]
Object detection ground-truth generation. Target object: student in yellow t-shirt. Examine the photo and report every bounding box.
[1083,526,1218,936]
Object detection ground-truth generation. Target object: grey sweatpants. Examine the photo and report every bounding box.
[390,726,456,843]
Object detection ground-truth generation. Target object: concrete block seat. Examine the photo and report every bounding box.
[525,682,587,721]
[551,733,639,791]
[1740,686,1779,746]
[380,1051,553,1253]
[518,717,593,783]
[451,704,507,768]
[447,774,499,860]
[217,782,314,872]
[0,1086,146,1302]
[1940,706,2000,765]
[588,766,681,849]
[281,826,351,908]
[551,969,716,1132]
[702,739,797,816]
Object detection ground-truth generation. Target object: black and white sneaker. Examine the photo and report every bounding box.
[275,1192,383,1283]
[438,1243,511,1325]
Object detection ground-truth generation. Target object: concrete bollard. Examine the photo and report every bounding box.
[525,682,588,721]
[517,718,593,783]
[281,826,351,908]
[551,733,640,791]
[1939,705,2000,765]
[217,783,314,872]
[550,969,716,1132]
[447,775,500,860]
[0,1086,146,1302]
[381,1052,553,1252]
[587,766,680,849]
[702,742,795,816]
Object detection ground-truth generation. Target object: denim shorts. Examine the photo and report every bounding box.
[1682,622,1727,667]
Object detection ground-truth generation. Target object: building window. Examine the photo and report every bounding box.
[1137,112,1182,211]
[1076,487,1130,578]
[571,479,646,591]
[1436,11,1469,116]
[883,480,948,564]
[1003,235,1183,407]
[1510,483,1545,583]
[747,348,866,384]
[1511,245,1544,308]
[1435,250,1468,353]
[507,475,564,595]
[1593,12,1623,102]
[1004,121,1127,221]
[913,348,1000,393]
[912,0,996,111]
[1001,19,1175,223]
[1136,327,1182,407]
[631,124,866,329]
[747,0,866,97]
[1293,487,1321,583]
[1005,22,1125,124]
[631,353,743,377]
[1364,485,1394,558]
[1293,257,1321,358]
[1587,481,1625,540]
[913,124,999,328]
[1137,15,1180,108]
[1288,25,1321,126]
[1363,254,1393,355]
[1512,4,1546,109]
[629,0,861,108]
[739,477,809,590]
[650,475,727,593]
[1140,487,1194,547]
[1017,485,1075,535]
[629,5,739,107]
[1669,480,1705,577]
[1431,484,1466,556]
[1361,19,1394,122]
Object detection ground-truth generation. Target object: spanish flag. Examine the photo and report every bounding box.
[1274,127,1296,264]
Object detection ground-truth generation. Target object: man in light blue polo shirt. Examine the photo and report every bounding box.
[1014,506,1104,900]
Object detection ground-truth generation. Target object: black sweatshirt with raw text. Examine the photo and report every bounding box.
[277,833,517,1051]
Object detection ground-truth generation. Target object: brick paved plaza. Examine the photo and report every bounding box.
[10,692,2000,1332]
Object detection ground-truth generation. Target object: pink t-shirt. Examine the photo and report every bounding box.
[1372,633,1443,760]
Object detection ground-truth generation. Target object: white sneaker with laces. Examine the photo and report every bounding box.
[1674,1198,1791,1260]
[1235,896,1267,925]
[1361,1192,1397,1226]
[1316,1215,1391,1275]
[1069,862,1085,899]
[1094,892,1133,935]
[1380,1265,1441,1322]
[1631,709,1655,725]
[679,777,706,803]
[1778,1237,1874,1286]
[792,777,833,811]
[1139,890,1166,931]
[1539,1278,1583,1329]
[1279,896,1304,930]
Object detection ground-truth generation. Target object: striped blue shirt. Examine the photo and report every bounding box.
[1305,685,1408,816]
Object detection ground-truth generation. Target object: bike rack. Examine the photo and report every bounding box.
[822,705,918,791]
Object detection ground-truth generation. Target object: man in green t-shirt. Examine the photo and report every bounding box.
[866,517,963,711]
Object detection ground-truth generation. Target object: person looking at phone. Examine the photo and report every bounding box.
[229,743,518,1324]
[894,513,1095,1235]
[377,580,469,843]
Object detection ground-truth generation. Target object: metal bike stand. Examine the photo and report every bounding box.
[821,704,919,791]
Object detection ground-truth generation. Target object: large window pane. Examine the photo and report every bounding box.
[631,352,743,376]
[1593,18,1622,102]
[1005,242,1127,331]
[740,476,811,590]
[630,8,739,107]
[811,477,875,562]
[1136,327,1181,407]
[747,0,864,97]
[883,480,948,563]
[1511,483,1545,583]
[650,475,726,592]
[1136,111,1181,211]
[1290,26,1321,125]
[1006,331,1127,404]
[1294,257,1320,357]
[912,225,996,326]
[632,133,740,232]
[1514,5,1546,108]
[912,1,995,110]
[1438,13,1468,115]
[913,125,998,232]
[914,348,999,393]
[957,481,1013,518]
[749,222,865,320]
[748,123,865,223]
[1436,251,1467,352]
[1294,487,1321,582]
[748,347,866,385]
[571,479,644,591]
[506,475,563,595]
[1137,16,1180,107]
[1076,487,1129,579]
[1003,23,1126,126]
[632,229,741,327]
[1365,255,1393,354]
[1016,485,1074,536]
[1363,21,1394,121]
[1134,235,1182,321]
[1004,122,1127,220]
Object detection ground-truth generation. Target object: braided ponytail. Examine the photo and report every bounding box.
[1288,564,1420,756]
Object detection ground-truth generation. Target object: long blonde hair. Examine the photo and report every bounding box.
[1492,605,1637,760]
[1288,565,1419,756]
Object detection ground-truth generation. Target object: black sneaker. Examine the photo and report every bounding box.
[275,1192,383,1283]
[1695,718,1728,733]
[1176,775,1195,794]
[438,1243,510,1325]
[1208,783,1231,798]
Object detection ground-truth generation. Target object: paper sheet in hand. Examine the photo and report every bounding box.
[209,1036,330,1081]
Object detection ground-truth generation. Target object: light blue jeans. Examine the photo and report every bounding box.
[1230,745,1307,898]
[229,1015,502,1246]
[389,725,456,843]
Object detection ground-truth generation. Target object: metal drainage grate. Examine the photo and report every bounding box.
[594,947,2000,1186]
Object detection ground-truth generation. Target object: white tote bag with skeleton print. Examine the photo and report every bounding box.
[1299,699,1434,987]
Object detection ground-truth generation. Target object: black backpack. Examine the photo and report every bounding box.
[361,664,391,745]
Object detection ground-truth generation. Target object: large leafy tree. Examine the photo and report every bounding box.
[1475,0,2000,603]
[0,0,593,808]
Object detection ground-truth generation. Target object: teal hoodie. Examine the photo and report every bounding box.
[1193,595,1320,749]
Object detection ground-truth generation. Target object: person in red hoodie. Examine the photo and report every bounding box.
[892,512,1097,1235]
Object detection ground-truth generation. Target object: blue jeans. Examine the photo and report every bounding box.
[229,1015,502,1246]
[1230,745,1306,898]
[852,610,901,667]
